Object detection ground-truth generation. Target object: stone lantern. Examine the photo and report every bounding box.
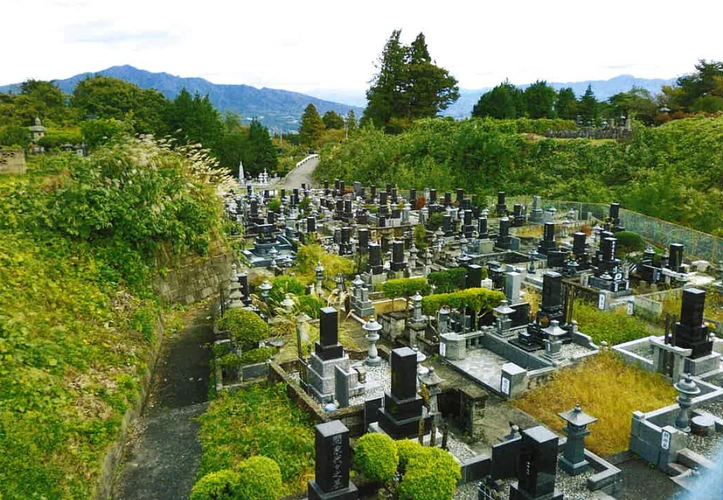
[259,279,273,303]
[493,299,516,336]
[315,261,324,294]
[674,374,700,432]
[410,291,423,323]
[558,404,597,475]
[281,293,295,313]
[542,320,567,362]
[363,318,382,366]
[438,306,451,334]
[418,367,444,423]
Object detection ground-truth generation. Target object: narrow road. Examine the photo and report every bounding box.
[113,309,214,500]
[277,155,319,189]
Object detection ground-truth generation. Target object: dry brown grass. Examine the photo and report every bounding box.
[513,352,677,456]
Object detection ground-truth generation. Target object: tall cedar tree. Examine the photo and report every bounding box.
[165,89,223,149]
[363,30,458,132]
[299,104,324,148]
[244,119,278,175]
[578,85,599,124]
[346,110,358,134]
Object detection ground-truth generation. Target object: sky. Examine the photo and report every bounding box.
[2,0,723,94]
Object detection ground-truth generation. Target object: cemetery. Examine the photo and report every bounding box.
[195,176,723,500]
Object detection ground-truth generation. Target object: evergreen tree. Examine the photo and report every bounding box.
[346,110,357,134]
[322,110,345,129]
[299,103,324,148]
[363,30,408,131]
[555,88,577,120]
[165,88,223,149]
[471,80,524,119]
[523,80,556,119]
[405,33,459,120]
[244,119,278,175]
[578,85,599,124]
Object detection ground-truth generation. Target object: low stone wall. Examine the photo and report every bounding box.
[152,240,234,305]
[95,314,166,500]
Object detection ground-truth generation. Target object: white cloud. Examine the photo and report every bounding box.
[2,0,721,92]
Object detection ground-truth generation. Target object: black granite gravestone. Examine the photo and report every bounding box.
[444,191,452,206]
[358,228,369,254]
[674,288,712,358]
[429,188,437,203]
[669,243,684,272]
[497,191,507,216]
[368,243,383,275]
[378,347,426,439]
[538,223,557,255]
[510,426,562,500]
[391,240,406,272]
[466,265,483,289]
[442,214,453,236]
[307,216,316,233]
[478,217,489,239]
[497,217,512,249]
[308,420,358,500]
[410,188,417,208]
[316,307,344,361]
[457,188,464,203]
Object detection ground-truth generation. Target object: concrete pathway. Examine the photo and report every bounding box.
[277,155,319,189]
[113,311,213,500]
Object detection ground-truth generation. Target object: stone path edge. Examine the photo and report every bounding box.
[93,313,168,500]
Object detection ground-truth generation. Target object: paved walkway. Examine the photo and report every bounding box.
[113,310,213,500]
[277,155,319,189]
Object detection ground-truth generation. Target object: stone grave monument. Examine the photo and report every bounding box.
[308,420,358,500]
[308,307,351,403]
[509,425,563,500]
[378,347,427,439]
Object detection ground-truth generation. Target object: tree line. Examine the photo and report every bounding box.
[0,76,279,178]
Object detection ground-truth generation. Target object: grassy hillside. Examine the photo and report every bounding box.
[0,139,226,499]
[316,116,723,235]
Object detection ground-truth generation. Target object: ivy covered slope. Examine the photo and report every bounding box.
[0,138,225,499]
[316,116,723,235]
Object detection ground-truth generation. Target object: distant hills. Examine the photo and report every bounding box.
[1,67,678,126]
[0,65,363,132]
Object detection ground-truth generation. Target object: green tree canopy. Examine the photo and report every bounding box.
[322,110,345,129]
[242,119,278,176]
[578,84,598,124]
[165,88,223,149]
[523,80,556,119]
[346,110,358,134]
[664,59,723,112]
[555,87,577,120]
[472,80,524,119]
[299,104,324,148]
[608,87,658,125]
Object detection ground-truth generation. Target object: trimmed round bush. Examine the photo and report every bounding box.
[395,439,425,474]
[353,433,399,484]
[217,308,269,350]
[614,231,645,256]
[239,346,275,365]
[398,447,460,500]
[269,275,306,303]
[235,456,283,500]
[190,469,239,500]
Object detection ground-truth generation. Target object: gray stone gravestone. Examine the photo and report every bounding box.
[308,420,358,500]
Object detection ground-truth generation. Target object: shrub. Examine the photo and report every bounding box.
[297,293,326,318]
[382,277,431,300]
[235,456,283,500]
[427,267,474,293]
[239,346,275,365]
[267,198,282,212]
[427,212,443,231]
[573,301,656,345]
[395,439,425,474]
[217,308,270,350]
[422,288,504,316]
[398,447,460,500]
[353,433,398,484]
[269,275,306,303]
[614,231,645,256]
[190,469,239,500]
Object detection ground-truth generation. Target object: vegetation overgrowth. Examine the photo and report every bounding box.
[573,301,660,345]
[514,352,677,456]
[316,116,723,235]
[0,138,224,498]
[197,383,315,496]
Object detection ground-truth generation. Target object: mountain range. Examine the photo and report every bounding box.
[0,65,363,132]
[1,66,677,127]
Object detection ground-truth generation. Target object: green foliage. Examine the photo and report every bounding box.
[81,118,131,148]
[165,89,223,150]
[578,85,599,124]
[523,80,557,119]
[239,347,275,365]
[382,277,431,300]
[398,446,460,500]
[243,119,278,175]
[574,301,657,345]
[427,267,471,293]
[322,110,345,130]
[316,115,723,235]
[235,456,283,500]
[299,104,325,148]
[267,198,282,212]
[413,223,428,248]
[426,212,443,230]
[0,125,31,147]
[663,60,723,113]
[217,309,270,350]
[555,87,577,120]
[614,231,645,256]
[197,383,315,496]
[472,80,524,119]
[36,128,84,150]
[293,243,355,285]
[353,433,399,484]
[297,294,326,319]
[48,137,222,259]
[0,143,221,498]
[190,469,238,500]
[422,288,504,315]
[269,275,306,303]
[363,30,459,132]
[395,439,423,474]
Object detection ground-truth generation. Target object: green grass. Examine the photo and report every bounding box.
[514,352,677,456]
[197,383,315,496]
[574,300,660,345]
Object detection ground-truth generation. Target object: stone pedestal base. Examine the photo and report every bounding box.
[559,455,590,476]
[308,480,358,500]
[685,352,721,376]
[308,353,350,403]
[509,482,563,500]
[378,393,427,439]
